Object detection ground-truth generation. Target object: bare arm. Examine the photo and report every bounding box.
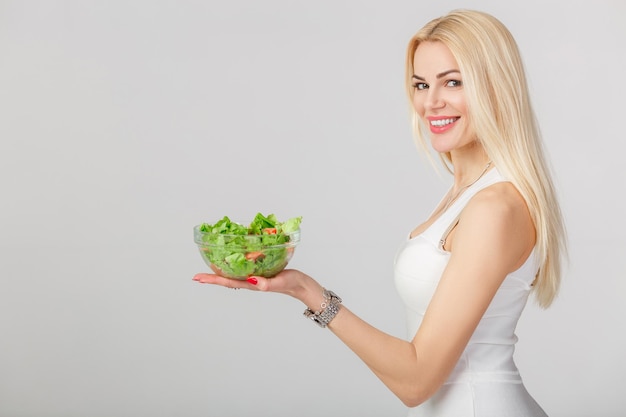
[194,184,535,407]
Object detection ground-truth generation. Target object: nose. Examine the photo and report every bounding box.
[424,88,445,111]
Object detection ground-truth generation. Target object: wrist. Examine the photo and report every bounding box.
[284,271,343,328]
[303,288,342,328]
[288,273,325,310]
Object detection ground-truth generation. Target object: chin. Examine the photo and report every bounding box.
[429,138,455,154]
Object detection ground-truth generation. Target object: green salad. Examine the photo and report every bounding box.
[195,213,302,279]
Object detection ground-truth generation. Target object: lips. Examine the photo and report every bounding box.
[427,116,460,134]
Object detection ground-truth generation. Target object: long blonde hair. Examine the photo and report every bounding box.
[405,9,567,307]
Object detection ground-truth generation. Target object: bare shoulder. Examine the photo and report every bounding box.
[464,181,530,221]
[453,181,535,271]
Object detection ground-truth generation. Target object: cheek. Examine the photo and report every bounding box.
[448,94,467,115]
[412,94,425,116]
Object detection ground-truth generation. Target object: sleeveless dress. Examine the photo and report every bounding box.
[393,168,548,417]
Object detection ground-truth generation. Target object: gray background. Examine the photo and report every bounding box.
[1,0,624,416]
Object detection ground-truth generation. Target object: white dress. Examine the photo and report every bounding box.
[394,168,548,417]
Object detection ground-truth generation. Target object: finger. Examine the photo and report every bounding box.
[192,273,220,284]
[248,275,269,291]
[192,273,256,290]
[193,273,234,286]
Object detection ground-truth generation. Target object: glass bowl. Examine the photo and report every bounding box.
[193,225,301,280]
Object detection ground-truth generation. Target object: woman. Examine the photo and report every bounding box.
[193,9,566,417]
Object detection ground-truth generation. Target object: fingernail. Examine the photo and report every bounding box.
[246,277,258,285]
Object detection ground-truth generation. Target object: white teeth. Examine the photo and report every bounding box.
[430,118,458,127]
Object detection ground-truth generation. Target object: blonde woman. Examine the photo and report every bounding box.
[194,9,566,417]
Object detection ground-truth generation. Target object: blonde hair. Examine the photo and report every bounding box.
[405,9,567,307]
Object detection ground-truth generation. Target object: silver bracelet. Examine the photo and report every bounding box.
[303,288,342,328]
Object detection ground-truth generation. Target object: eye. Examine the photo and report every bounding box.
[446,79,462,87]
[412,82,428,90]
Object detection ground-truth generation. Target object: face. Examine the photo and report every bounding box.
[412,41,475,154]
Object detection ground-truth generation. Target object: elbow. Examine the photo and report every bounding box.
[401,397,422,409]
[400,394,427,409]
[397,384,437,408]
[395,371,445,408]
[385,348,448,407]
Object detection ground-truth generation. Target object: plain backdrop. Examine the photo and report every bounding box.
[1,0,624,416]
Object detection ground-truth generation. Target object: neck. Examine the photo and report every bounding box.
[450,158,493,192]
[442,159,493,212]
[449,142,490,181]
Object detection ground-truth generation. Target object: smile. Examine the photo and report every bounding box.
[430,117,459,127]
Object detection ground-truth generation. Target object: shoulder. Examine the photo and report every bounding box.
[463,181,529,224]
[453,181,535,271]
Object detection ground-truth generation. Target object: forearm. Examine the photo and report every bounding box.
[295,280,433,407]
[327,306,431,407]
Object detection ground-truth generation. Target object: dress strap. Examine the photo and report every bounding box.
[438,213,460,250]
[436,167,506,250]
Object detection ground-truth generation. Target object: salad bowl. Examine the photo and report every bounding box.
[194,213,301,280]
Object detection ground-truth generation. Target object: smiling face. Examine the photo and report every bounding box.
[411,41,476,155]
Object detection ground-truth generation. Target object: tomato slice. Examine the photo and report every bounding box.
[245,251,265,261]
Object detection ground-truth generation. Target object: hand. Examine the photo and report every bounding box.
[193,269,326,309]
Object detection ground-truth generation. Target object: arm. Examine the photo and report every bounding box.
[194,184,535,407]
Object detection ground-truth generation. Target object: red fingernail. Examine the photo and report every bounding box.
[247,277,258,285]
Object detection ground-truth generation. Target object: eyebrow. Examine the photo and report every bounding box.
[412,69,461,81]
